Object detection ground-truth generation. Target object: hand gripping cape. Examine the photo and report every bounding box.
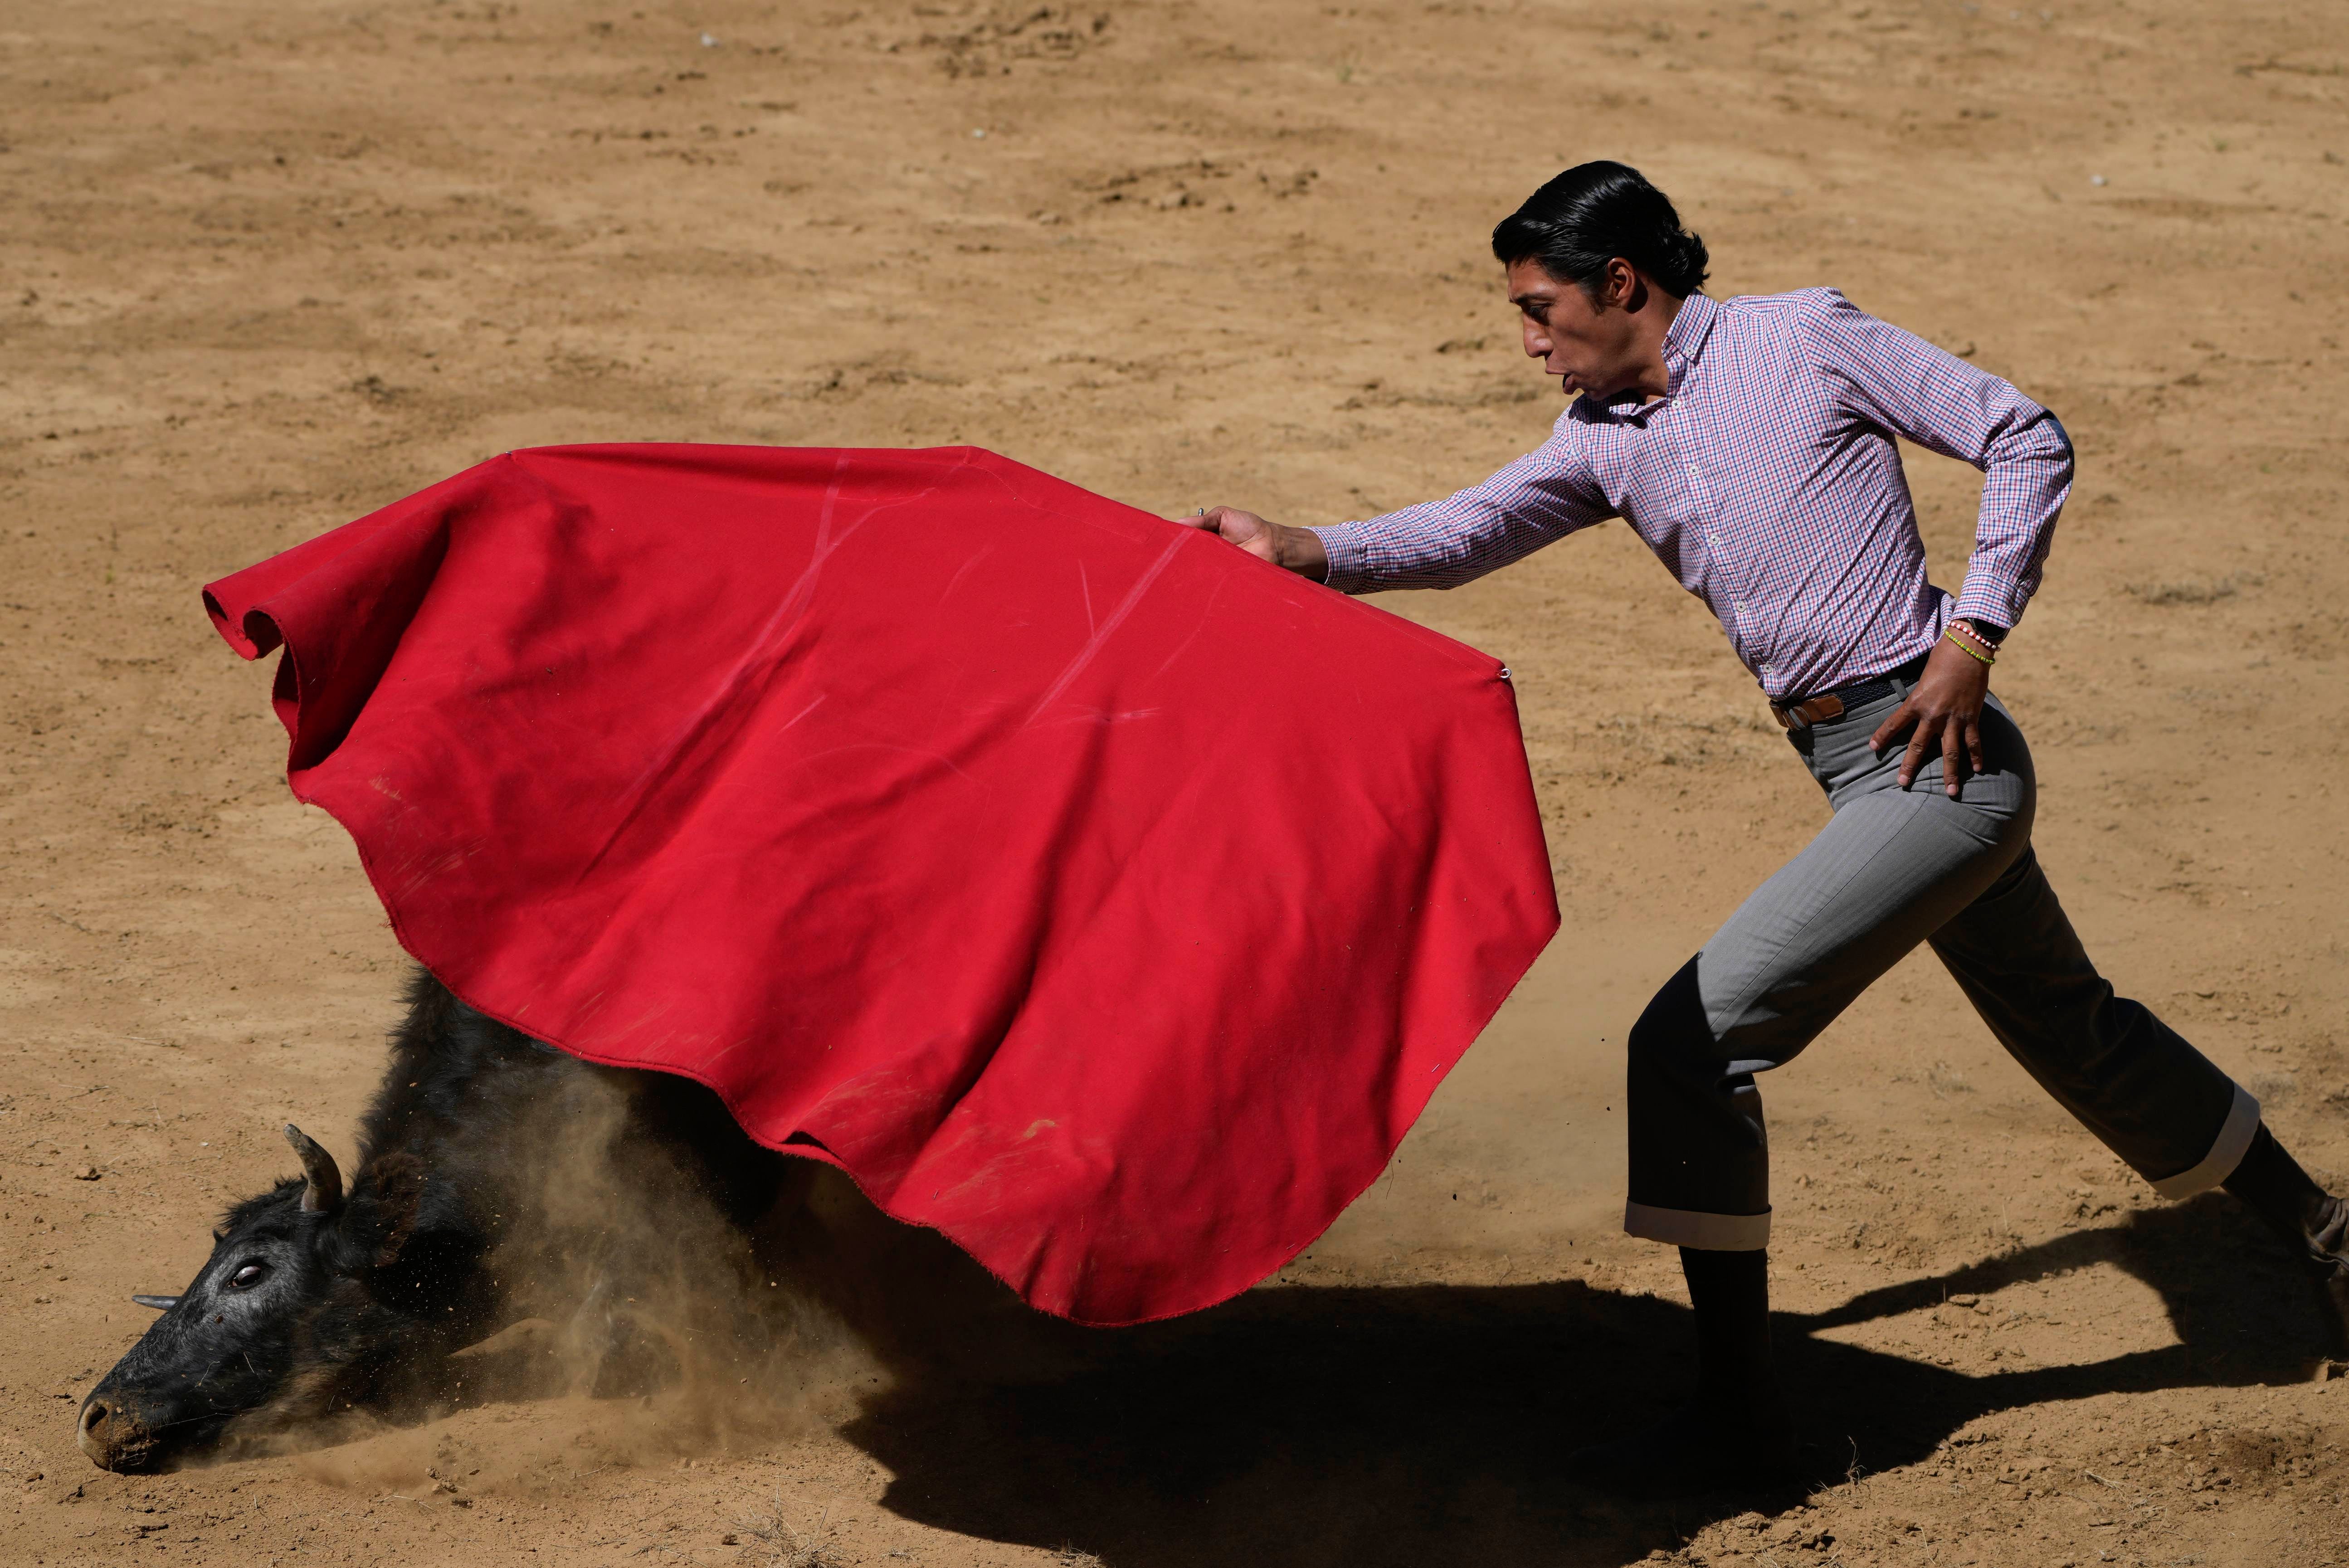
[204,445,1557,1326]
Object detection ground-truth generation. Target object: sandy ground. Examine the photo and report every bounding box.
[3,0,2346,1562]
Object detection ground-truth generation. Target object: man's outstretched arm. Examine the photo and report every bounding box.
[1178,432,1612,593]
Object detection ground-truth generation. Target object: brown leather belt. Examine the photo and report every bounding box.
[1769,654,1928,733]
[1771,692,1848,731]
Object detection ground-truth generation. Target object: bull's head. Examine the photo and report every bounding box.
[78,1125,447,1471]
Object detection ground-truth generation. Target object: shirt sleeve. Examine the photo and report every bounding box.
[1796,289,2074,631]
[1309,424,1613,594]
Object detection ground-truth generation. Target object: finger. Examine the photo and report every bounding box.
[1211,506,1268,546]
[1213,511,1249,545]
[1899,721,1933,790]
[1172,509,1217,530]
[1869,697,1916,754]
[1965,714,1985,779]
[1943,712,1966,798]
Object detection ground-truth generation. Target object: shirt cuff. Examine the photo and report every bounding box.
[1953,575,2027,633]
[1311,523,1373,595]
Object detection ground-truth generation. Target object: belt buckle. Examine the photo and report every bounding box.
[1772,693,1845,732]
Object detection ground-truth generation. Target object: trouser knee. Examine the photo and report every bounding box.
[1628,954,1712,1081]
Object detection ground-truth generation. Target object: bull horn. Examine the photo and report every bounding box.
[130,1294,179,1310]
[449,1318,559,1360]
[283,1124,344,1214]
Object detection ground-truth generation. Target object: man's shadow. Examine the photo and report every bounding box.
[835,1196,2330,1568]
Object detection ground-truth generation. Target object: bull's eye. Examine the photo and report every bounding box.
[228,1261,270,1290]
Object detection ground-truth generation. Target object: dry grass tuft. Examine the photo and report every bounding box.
[727,1496,850,1568]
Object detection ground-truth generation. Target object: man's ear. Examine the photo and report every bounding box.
[1598,256,1645,312]
[336,1152,427,1268]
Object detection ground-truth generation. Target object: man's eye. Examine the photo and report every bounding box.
[228,1262,269,1290]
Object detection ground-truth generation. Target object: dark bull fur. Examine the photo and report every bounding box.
[79,971,821,1471]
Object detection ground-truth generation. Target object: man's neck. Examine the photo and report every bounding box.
[1627,290,1687,402]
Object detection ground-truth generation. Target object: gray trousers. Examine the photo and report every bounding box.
[1623,675,2260,1251]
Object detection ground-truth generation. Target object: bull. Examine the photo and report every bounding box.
[78,971,860,1471]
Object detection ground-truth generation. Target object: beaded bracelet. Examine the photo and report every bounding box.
[1953,618,2003,656]
[1944,622,1997,665]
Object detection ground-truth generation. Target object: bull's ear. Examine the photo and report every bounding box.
[283,1124,345,1215]
[346,1151,427,1268]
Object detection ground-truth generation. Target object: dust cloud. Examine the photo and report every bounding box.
[263,1063,889,1495]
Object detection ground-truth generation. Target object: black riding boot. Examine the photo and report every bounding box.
[2222,1123,2349,1347]
[1572,1247,1799,1494]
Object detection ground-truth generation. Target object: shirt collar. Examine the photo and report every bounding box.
[1662,290,1719,384]
[1573,291,1719,424]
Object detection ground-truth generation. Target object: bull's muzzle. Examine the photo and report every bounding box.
[77,1389,160,1472]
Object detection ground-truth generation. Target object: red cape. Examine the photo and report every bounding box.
[204,445,1556,1325]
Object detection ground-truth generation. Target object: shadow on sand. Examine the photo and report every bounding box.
[840,1196,2334,1567]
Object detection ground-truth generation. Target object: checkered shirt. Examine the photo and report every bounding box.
[1311,287,2074,702]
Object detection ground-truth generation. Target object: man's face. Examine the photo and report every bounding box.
[1507,257,1642,402]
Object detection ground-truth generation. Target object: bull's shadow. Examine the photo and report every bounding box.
[839,1195,2328,1568]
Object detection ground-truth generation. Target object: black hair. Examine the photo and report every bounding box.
[1489,161,1710,298]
